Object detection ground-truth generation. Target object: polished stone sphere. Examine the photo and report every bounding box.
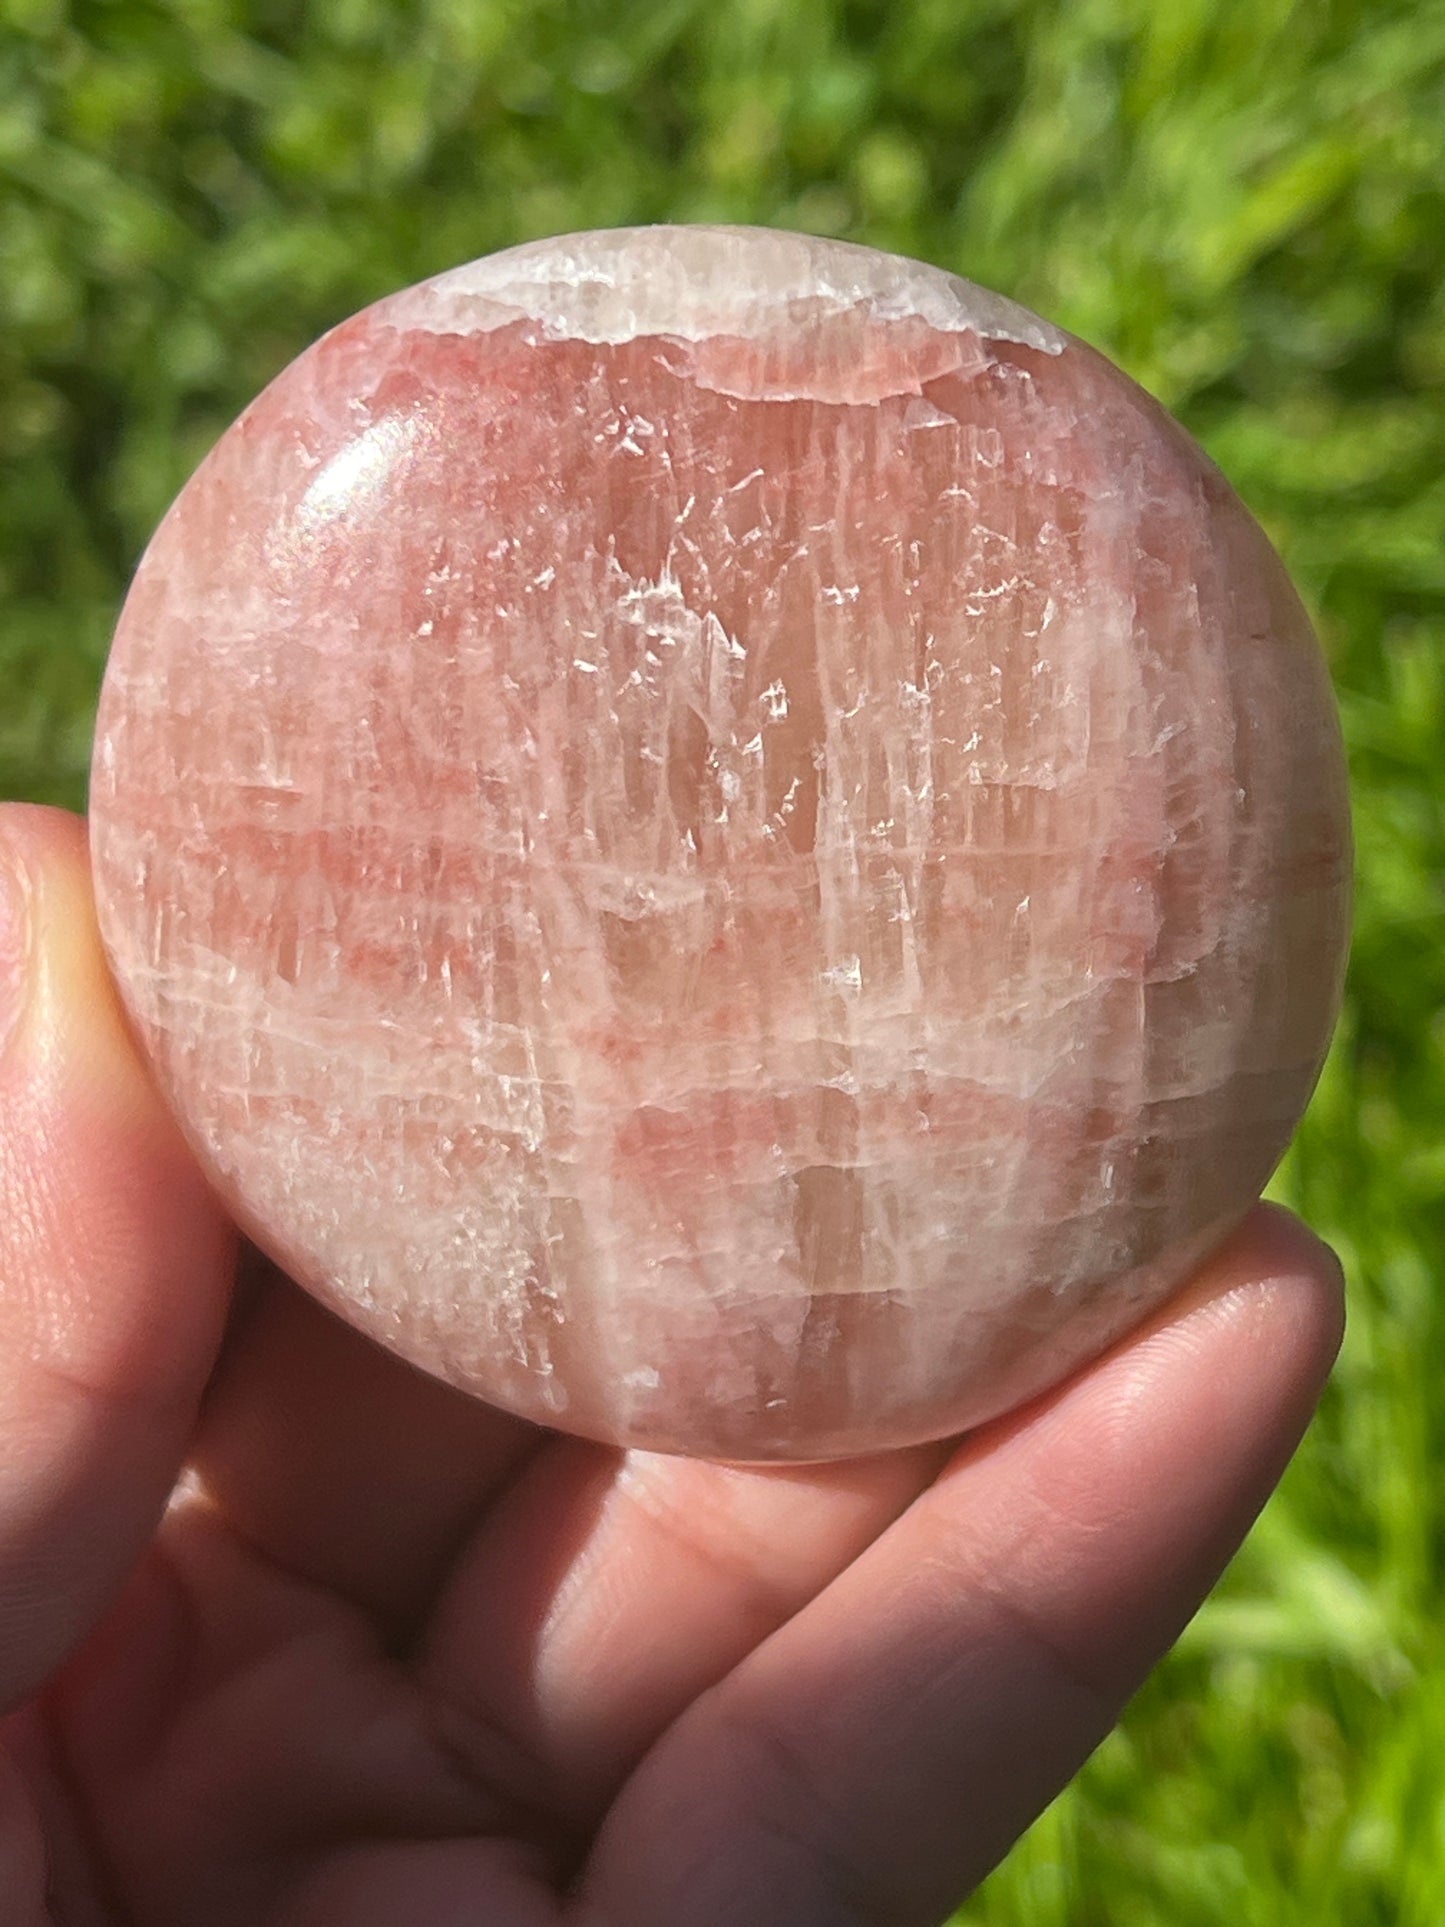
[90,227,1351,1460]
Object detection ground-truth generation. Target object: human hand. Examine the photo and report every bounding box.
[0,803,1343,1926]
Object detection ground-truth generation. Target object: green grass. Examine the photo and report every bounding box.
[3,0,1443,1918]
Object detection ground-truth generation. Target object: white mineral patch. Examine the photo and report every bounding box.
[384,225,1068,359]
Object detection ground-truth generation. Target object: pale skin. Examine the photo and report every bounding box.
[0,803,1344,1926]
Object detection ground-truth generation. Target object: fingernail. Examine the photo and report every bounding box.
[0,844,34,1062]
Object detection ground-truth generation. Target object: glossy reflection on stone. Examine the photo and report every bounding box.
[90,227,1352,1460]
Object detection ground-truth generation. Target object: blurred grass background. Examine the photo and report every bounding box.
[2,0,1442,1919]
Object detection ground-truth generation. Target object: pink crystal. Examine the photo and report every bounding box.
[89,227,1351,1460]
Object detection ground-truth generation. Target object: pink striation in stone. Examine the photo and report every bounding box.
[90,227,1351,1461]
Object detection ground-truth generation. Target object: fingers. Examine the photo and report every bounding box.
[189,1258,543,1640]
[419,1436,947,1826]
[0,806,236,1710]
[0,1742,46,1923]
[571,1205,1344,1927]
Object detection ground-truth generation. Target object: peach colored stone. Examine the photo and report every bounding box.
[89,227,1351,1460]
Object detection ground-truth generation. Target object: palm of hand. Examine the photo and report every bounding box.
[0,809,1342,1927]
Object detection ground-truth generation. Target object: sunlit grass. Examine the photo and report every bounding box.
[2,1,1442,1918]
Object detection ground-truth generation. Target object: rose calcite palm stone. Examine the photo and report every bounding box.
[89,226,1351,1461]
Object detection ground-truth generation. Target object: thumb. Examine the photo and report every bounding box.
[0,805,235,1711]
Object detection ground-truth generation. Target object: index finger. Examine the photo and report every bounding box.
[573,1204,1344,1926]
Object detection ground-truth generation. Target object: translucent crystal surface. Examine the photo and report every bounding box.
[89,227,1352,1459]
